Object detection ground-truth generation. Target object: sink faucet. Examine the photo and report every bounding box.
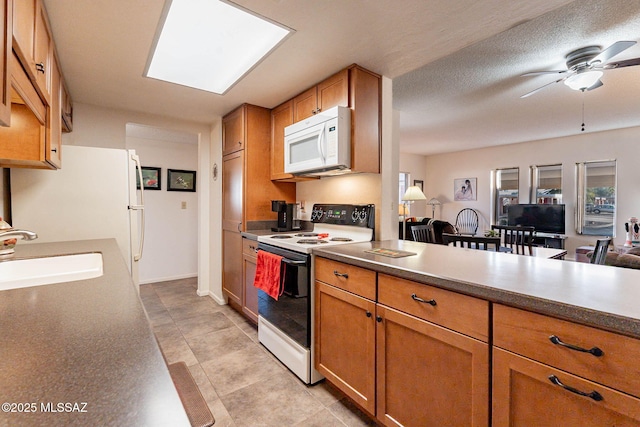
[1,229,38,256]
[1,229,38,241]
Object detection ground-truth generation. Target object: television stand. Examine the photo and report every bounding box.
[532,232,566,249]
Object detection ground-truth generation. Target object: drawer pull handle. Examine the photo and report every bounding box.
[333,270,348,279]
[549,335,604,357]
[411,293,436,306]
[548,375,603,401]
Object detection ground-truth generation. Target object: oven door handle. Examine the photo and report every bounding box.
[281,258,307,266]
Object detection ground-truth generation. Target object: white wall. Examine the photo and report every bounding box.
[421,125,640,259]
[61,102,216,289]
[126,136,198,284]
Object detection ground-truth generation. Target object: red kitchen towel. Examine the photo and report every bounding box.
[253,250,284,301]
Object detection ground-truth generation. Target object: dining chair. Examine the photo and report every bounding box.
[455,208,479,236]
[427,220,457,244]
[491,225,535,255]
[590,238,612,265]
[442,233,500,250]
[411,224,431,243]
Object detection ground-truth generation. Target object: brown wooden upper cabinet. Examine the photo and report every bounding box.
[60,77,72,132]
[1,0,11,126]
[293,69,348,122]
[0,0,70,169]
[271,64,381,181]
[222,105,245,156]
[13,0,51,105]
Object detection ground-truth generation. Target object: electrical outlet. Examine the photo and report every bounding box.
[181,201,187,209]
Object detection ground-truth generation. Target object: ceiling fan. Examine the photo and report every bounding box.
[521,40,640,98]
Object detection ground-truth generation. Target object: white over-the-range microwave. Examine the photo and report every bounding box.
[284,106,351,176]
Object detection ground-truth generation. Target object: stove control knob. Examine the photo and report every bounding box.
[359,210,368,222]
[312,208,324,221]
[351,210,359,223]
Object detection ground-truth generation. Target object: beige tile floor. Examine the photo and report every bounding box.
[140,277,377,427]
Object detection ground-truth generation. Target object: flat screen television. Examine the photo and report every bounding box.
[506,204,565,235]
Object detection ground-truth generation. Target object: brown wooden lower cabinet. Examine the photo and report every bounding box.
[241,238,258,323]
[376,305,489,427]
[315,276,489,426]
[315,258,640,426]
[315,280,376,415]
[492,348,640,426]
[221,229,242,308]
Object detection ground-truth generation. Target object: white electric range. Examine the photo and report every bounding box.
[255,204,375,384]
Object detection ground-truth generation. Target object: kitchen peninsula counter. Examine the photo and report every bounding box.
[0,239,189,427]
[313,239,640,339]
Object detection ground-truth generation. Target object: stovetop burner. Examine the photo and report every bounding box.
[297,239,329,245]
[330,237,353,242]
[295,233,318,237]
[270,235,293,239]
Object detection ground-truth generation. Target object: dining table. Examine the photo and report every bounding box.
[447,235,567,259]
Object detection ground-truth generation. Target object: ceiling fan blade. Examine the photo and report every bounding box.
[590,40,637,65]
[603,57,640,69]
[522,70,567,77]
[586,79,603,91]
[520,77,566,98]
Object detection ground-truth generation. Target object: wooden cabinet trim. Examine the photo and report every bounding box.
[0,0,11,126]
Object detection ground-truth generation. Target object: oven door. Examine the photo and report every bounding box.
[256,243,311,349]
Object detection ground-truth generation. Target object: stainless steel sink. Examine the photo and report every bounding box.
[0,253,103,291]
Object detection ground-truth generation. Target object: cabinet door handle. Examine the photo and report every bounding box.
[51,148,57,153]
[548,375,603,401]
[549,335,604,357]
[376,315,383,323]
[366,311,372,318]
[311,109,316,115]
[36,62,45,73]
[333,270,348,279]
[411,293,437,306]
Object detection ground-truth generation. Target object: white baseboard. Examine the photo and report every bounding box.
[139,273,197,285]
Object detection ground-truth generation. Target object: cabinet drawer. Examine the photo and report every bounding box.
[242,238,258,257]
[314,257,376,300]
[493,348,640,426]
[494,304,640,398]
[378,274,489,342]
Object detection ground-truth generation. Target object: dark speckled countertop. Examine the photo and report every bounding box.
[0,239,190,427]
[313,240,640,339]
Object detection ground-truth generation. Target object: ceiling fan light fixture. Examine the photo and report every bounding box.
[564,70,603,91]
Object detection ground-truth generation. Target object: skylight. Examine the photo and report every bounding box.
[146,0,292,94]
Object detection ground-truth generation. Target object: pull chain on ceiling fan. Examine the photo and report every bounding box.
[521,40,640,98]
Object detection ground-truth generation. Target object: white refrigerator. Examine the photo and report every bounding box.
[10,146,145,285]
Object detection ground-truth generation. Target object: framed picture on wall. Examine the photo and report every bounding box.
[137,166,161,190]
[167,169,196,192]
[454,177,476,201]
[413,180,423,191]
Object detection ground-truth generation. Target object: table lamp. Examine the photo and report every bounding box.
[426,197,441,218]
[401,186,426,240]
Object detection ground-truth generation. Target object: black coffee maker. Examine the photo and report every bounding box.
[271,200,298,232]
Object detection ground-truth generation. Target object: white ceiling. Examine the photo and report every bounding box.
[42,0,640,156]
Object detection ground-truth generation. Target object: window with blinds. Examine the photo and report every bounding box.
[531,164,562,204]
[493,168,519,225]
[576,160,616,236]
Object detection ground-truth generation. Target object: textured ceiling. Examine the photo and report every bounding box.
[394,0,640,154]
[41,0,637,156]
